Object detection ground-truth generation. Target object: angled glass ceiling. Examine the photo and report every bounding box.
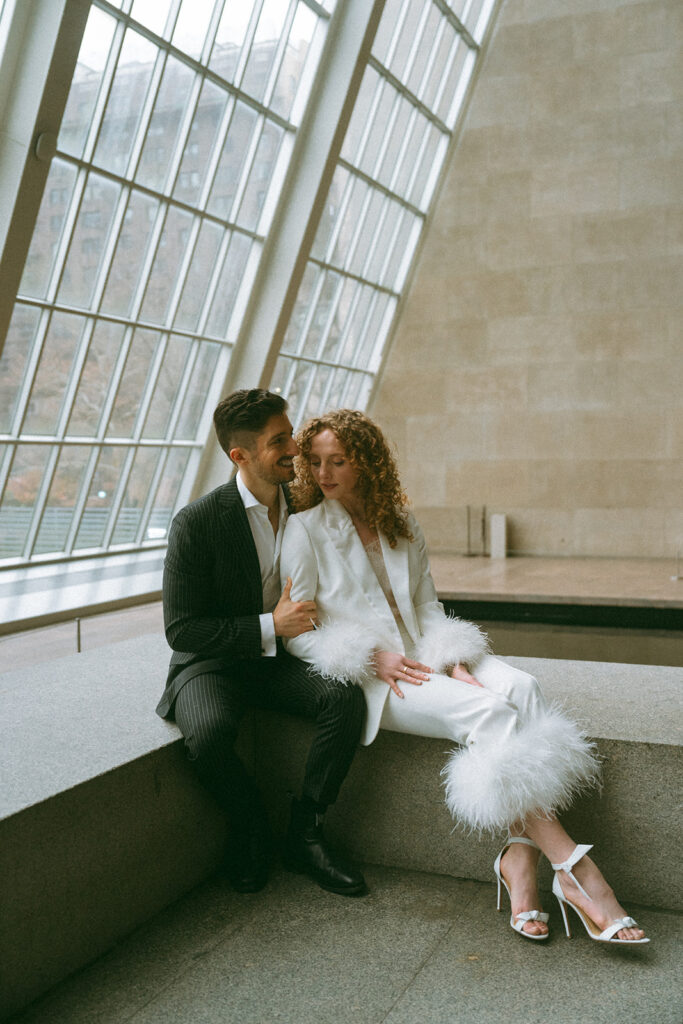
[0,0,496,572]
[269,0,495,425]
[0,0,332,563]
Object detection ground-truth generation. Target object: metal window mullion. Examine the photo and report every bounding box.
[133,446,168,544]
[162,215,202,329]
[444,44,476,130]
[125,201,170,321]
[40,167,88,305]
[319,167,356,266]
[80,15,127,166]
[372,204,408,289]
[348,67,386,175]
[430,21,461,115]
[294,355,321,420]
[88,183,131,311]
[198,0,226,66]
[368,56,450,133]
[95,1,297,133]
[13,293,238,347]
[132,333,169,438]
[432,0,478,49]
[317,361,340,412]
[384,102,421,197]
[413,14,449,109]
[398,0,434,91]
[52,149,267,240]
[161,72,204,197]
[366,85,405,183]
[228,113,267,224]
[402,117,440,207]
[193,229,233,336]
[126,47,169,180]
[418,130,450,209]
[63,445,101,554]
[340,185,377,277]
[308,258,399,298]
[312,272,347,361]
[195,92,237,210]
[23,443,60,559]
[9,307,52,436]
[260,0,299,110]
[232,0,267,93]
[325,277,365,365]
[289,266,328,357]
[356,194,394,285]
[379,0,412,73]
[336,157,423,217]
[100,445,136,548]
[98,323,136,439]
[346,287,381,370]
[53,316,97,439]
[0,443,14,506]
[163,338,200,440]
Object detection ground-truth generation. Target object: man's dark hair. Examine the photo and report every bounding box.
[214,388,287,460]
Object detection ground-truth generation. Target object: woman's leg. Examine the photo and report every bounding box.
[380,672,550,936]
[515,815,646,941]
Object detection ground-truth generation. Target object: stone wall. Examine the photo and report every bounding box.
[372,0,682,557]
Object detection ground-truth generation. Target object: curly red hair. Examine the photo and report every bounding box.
[290,409,412,548]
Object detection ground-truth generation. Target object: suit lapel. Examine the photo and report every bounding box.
[219,478,263,611]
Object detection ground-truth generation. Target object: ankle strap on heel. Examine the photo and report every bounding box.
[506,836,541,851]
[551,843,593,901]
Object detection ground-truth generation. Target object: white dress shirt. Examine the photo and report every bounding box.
[236,472,288,657]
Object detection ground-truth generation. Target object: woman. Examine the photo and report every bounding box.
[281,409,648,945]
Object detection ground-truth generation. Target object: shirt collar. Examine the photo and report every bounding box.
[236,471,286,521]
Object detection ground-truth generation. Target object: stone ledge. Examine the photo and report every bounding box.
[0,636,681,1019]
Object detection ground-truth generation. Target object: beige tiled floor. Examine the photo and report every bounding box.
[430,555,683,607]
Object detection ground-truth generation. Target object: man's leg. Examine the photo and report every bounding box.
[254,652,367,895]
[173,671,270,892]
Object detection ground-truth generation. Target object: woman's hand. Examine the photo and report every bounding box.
[450,663,484,687]
[372,650,431,699]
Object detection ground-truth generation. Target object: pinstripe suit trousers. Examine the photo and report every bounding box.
[173,651,365,825]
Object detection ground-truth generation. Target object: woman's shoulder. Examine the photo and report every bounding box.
[287,503,324,526]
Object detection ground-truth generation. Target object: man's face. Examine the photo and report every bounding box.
[237,413,298,487]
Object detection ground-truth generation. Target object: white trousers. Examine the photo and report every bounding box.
[377,654,599,833]
[379,654,547,746]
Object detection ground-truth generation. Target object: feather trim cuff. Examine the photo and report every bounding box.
[414,616,489,673]
[306,619,380,684]
[441,704,601,834]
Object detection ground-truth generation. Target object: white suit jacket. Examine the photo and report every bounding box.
[281,500,488,745]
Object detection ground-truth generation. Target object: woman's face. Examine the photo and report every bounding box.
[308,429,359,506]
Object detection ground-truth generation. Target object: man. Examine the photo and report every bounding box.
[157,389,366,896]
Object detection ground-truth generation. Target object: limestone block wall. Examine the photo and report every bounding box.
[372,0,682,557]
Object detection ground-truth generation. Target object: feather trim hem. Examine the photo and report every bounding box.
[441,703,601,834]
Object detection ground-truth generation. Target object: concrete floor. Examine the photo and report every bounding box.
[7,864,680,1024]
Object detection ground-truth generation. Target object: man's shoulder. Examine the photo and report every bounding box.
[173,480,240,526]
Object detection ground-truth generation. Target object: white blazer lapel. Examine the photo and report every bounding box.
[322,500,401,626]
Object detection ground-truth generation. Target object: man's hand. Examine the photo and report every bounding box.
[372,650,431,699]
[273,577,318,638]
[450,663,484,687]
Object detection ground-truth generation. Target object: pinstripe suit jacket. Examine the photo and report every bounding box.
[156,477,282,719]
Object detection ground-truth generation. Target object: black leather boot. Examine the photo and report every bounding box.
[223,810,271,893]
[282,798,367,896]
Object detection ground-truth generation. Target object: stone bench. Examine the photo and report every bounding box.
[1,635,680,1018]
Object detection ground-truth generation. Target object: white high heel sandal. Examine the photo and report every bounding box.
[551,844,649,944]
[494,837,549,941]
